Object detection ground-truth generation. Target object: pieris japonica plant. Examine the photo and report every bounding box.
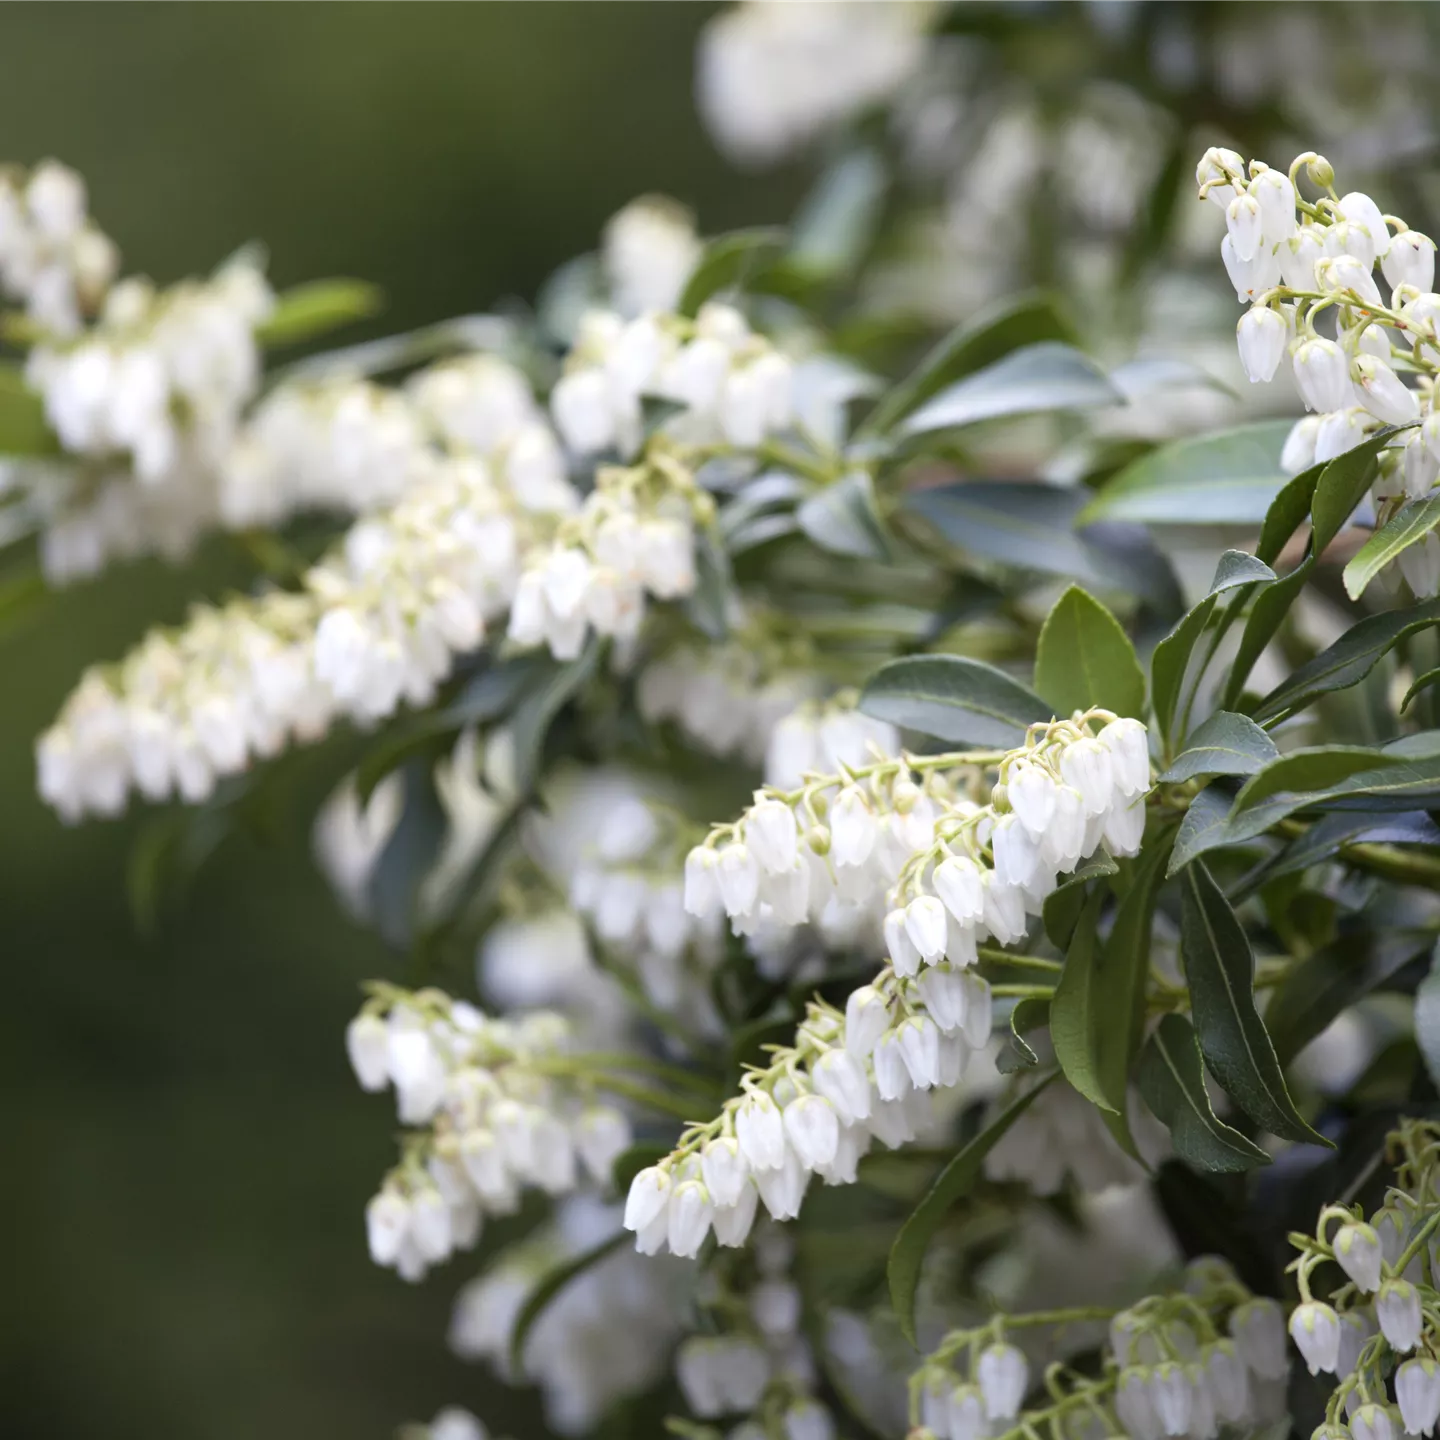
[23,5,1440,1440]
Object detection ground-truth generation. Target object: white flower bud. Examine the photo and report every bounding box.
[366,1188,410,1266]
[844,984,891,1059]
[552,369,616,454]
[1281,227,1326,290]
[960,971,994,1049]
[982,874,1029,946]
[1335,1220,1385,1292]
[947,1383,986,1440]
[411,1186,453,1262]
[1098,717,1150,795]
[830,785,877,867]
[1226,193,1264,263]
[710,1180,759,1247]
[1293,337,1352,413]
[915,965,967,1035]
[1289,1301,1342,1375]
[1281,414,1321,475]
[1148,1361,1192,1436]
[977,1342,1029,1421]
[683,846,721,918]
[716,842,760,917]
[1379,1278,1425,1352]
[1385,232,1437,295]
[623,1164,671,1232]
[1353,1405,1397,1440]
[1352,355,1421,426]
[1117,1366,1161,1440]
[346,1013,390,1091]
[1060,737,1115,816]
[667,1177,713,1258]
[872,1029,910,1101]
[1039,783,1089,872]
[904,895,949,965]
[755,1145,808,1220]
[1203,1342,1250,1424]
[783,1093,839,1169]
[1103,794,1147,858]
[884,906,922,977]
[992,813,1043,890]
[736,1090,788,1171]
[1251,168,1297,244]
[746,796,800,874]
[1186,1361,1217,1440]
[897,1014,941,1089]
[1319,254,1384,310]
[1196,147,1244,208]
[933,854,985,924]
[1403,432,1438,499]
[459,1129,512,1207]
[1221,233,1281,303]
[751,1277,801,1338]
[811,1047,872,1123]
[1339,191,1392,258]
[1315,408,1370,464]
[1006,759,1059,834]
[700,1136,749,1207]
[1236,306,1288,384]
[1396,1357,1440,1437]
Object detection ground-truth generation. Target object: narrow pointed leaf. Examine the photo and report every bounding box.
[1136,1014,1271,1171]
[1168,785,1237,874]
[1232,746,1402,813]
[996,996,1050,1075]
[1344,494,1440,600]
[678,228,787,316]
[796,470,890,559]
[858,655,1051,747]
[255,278,384,347]
[1042,856,1118,949]
[1034,584,1145,720]
[888,1076,1054,1345]
[1179,860,1328,1145]
[1159,711,1278,783]
[1311,429,1406,556]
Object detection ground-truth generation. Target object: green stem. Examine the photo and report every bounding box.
[978,947,1063,973]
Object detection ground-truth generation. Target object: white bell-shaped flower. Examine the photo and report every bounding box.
[904,894,949,965]
[1398,532,1440,598]
[977,1342,1029,1421]
[1339,191,1393,258]
[844,984,891,1059]
[1250,167,1297,244]
[1385,231,1437,295]
[623,1164,672,1232]
[700,1136,749,1207]
[1060,737,1115,816]
[884,906,922,977]
[746,796,799,873]
[1319,254,1385,309]
[1396,1357,1440,1437]
[1403,432,1439,499]
[872,1029,910,1101]
[1006,760,1058,833]
[710,1180,759,1247]
[782,1401,835,1440]
[1293,337,1352,413]
[1236,306,1288,383]
[1315,408,1370,464]
[575,1105,631,1185]
[1226,193,1264,262]
[1378,1278,1425,1352]
[992,813,1043,890]
[1352,354,1421,426]
[754,1145,808,1220]
[982,874,1029,946]
[1203,1342,1250,1424]
[915,965,967,1035]
[897,1014,941,1089]
[1221,233,1282,302]
[960,972,994,1048]
[783,1093,839,1169]
[666,1178,714,1258]
[1147,1361,1192,1436]
[933,854,985,923]
[683,846,722,918]
[1281,227,1326,290]
[1334,1220,1385,1292]
[1289,1301,1342,1375]
[1353,1404,1397,1440]
[1116,1367,1161,1440]
[811,1047,872,1123]
[1196,147,1244,208]
[948,1384,987,1440]
[346,1013,391,1091]
[735,1090,788,1171]
[830,785,877,867]
[1281,415,1321,475]
[716,842,760,917]
[366,1189,411,1266]
[1336,1308,1374,1376]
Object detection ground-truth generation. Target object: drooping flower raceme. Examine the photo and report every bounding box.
[624,711,1152,1256]
[350,986,632,1285]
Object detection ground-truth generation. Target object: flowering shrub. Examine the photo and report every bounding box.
[23,4,1440,1440]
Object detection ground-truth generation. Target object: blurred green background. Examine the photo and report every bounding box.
[0,7,801,1439]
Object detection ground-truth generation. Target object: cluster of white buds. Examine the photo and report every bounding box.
[550,302,794,459]
[683,710,1150,957]
[449,1194,685,1435]
[602,194,703,320]
[1284,1120,1440,1439]
[29,260,272,482]
[1197,146,1440,595]
[0,160,118,336]
[675,1226,836,1440]
[636,634,823,769]
[696,0,929,167]
[911,1259,1288,1440]
[37,590,330,818]
[219,375,429,527]
[507,450,708,660]
[350,987,632,1285]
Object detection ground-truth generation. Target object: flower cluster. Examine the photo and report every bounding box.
[351,986,632,1285]
[601,194,703,320]
[29,260,272,483]
[911,1259,1289,1440]
[674,1226,836,1440]
[0,160,118,335]
[1197,146,1440,593]
[550,302,794,460]
[449,1195,685,1435]
[1284,1119,1440,1439]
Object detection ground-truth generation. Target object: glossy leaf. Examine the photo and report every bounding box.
[899,342,1121,435]
[1250,599,1440,724]
[1179,860,1327,1145]
[1233,746,1403,814]
[1403,667,1440,713]
[1042,856,1118,949]
[678,228,787,316]
[1136,1014,1271,1172]
[887,1075,1054,1345]
[1344,494,1440,600]
[796,470,890,560]
[1311,427,1410,557]
[367,763,447,950]
[859,291,1076,437]
[1259,810,1440,886]
[1033,585,1145,720]
[508,1230,629,1372]
[1168,785,1236,874]
[858,654,1051,747]
[1159,711,1278,783]
[1220,559,1312,711]
[1049,892,1114,1107]
[1080,420,1294,526]
[255,278,383,347]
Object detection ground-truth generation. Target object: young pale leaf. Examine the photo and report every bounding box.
[996,996,1050,1075]
[255,278,383,347]
[1344,495,1440,600]
[1136,1014,1271,1172]
[858,655,1051,746]
[1414,943,1440,1093]
[1179,860,1328,1145]
[1079,420,1295,526]
[859,291,1076,437]
[1159,711,1278,783]
[678,228,787,316]
[1250,599,1440,724]
[1232,746,1403,813]
[887,1075,1054,1345]
[796,470,890,560]
[1266,931,1431,1067]
[899,342,1122,436]
[1034,585,1145,720]
[508,1230,629,1372]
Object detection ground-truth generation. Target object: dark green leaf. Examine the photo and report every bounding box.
[1042,856,1119,949]
[1221,558,1312,711]
[859,291,1076,437]
[1251,599,1440,724]
[509,642,600,795]
[787,148,887,284]
[1311,428,1410,557]
[1258,810,1440,887]
[509,1230,629,1372]
[255,278,383,347]
[1233,746,1403,814]
[1080,420,1295,526]
[678,228,787,317]
[1136,1014,1272,1172]
[887,1075,1054,1345]
[1403,667,1440,713]
[1414,943,1440,1093]
[1159,712,1279,783]
[996,997,1051,1075]
[368,763,447,950]
[1179,860,1328,1145]
[858,654,1051,747]
[796,470,890,560]
[1344,495,1440,600]
[0,364,58,455]
[899,342,1121,435]
[1256,460,1325,566]
[1267,932,1431,1067]
[1169,785,1237,874]
[1051,890,1125,1111]
[1033,584,1145,720]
